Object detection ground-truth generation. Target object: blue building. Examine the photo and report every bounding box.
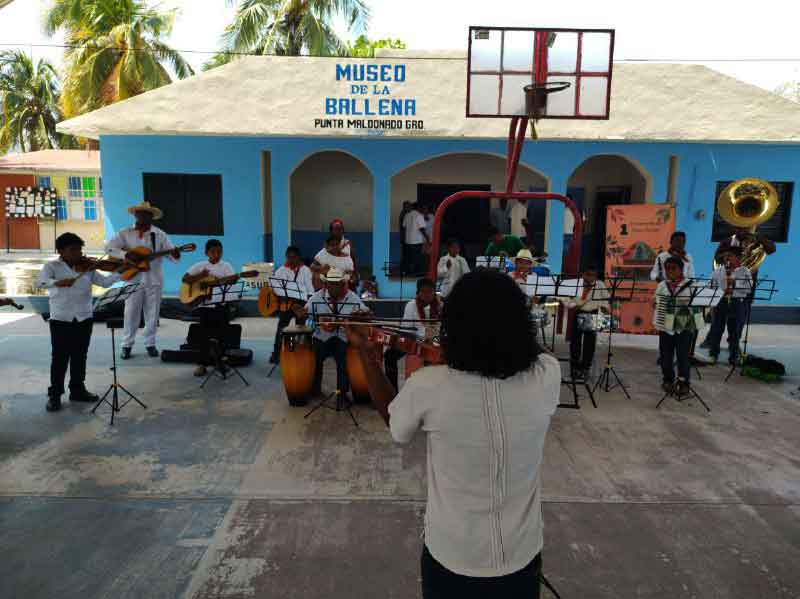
[58,53,799,306]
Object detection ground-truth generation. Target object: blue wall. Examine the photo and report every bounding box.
[99,135,800,303]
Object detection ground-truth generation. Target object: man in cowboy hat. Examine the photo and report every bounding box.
[106,200,183,359]
[293,267,369,405]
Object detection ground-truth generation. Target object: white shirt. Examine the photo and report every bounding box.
[508,201,527,238]
[274,264,314,299]
[106,225,177,286]
[436,255,470,298]
[401,299,440,339]
[389,354,561,577]
[314,249,354,274]
[185,260,236,307]
[403,210,427,245]
[711,265,752,299]
[650,251,695,281]
[304,289,367,342]
[37,259,120,322]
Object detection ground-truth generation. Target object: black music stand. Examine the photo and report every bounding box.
[476,255,508,272]
[267,277,307,378]
[534,275,598,409]
[724,277,776,383]
[197,281,249,388]
[303,299,366,428]
[91,283,145,425]
[383,262,407,299]
[655,283,722,412]
[589,276,638,400]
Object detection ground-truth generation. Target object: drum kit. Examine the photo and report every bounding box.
[576,313,616,333]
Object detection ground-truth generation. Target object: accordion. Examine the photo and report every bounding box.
[653,283,705,332]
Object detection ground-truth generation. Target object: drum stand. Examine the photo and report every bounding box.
[591,325,632,400]
[656,381,710,412]
[305,389,359,428]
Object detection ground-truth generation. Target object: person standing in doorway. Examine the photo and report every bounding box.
[508,198,527,239]
[490,198,510,234]
[107,201,183,359]
[398,201,412,275]
[402,202,428,276]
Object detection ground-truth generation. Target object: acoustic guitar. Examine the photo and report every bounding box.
[120,243,197,281]
[0,298,24,310]
[180,270,259,306]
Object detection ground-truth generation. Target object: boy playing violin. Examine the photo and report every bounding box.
[37,233,121,412]
[384,278,441,391]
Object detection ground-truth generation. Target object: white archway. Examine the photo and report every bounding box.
[289,150,374,269]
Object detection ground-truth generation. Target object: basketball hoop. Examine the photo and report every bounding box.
[524,81,571,139]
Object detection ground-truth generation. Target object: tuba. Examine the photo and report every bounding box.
[713,178,779,272]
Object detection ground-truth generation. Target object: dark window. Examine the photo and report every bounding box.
[143,173,223,235]
[712,181,792,242]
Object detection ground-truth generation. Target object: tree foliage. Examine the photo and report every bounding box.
[204,0,370,70]
[43,0,194,117]
[0,50,68,154]
[347,35,406,58]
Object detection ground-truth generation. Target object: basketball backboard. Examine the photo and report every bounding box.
[467,27,615,119]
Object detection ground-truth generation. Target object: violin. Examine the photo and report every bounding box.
[367,326,444,365]
[74,256,126,274]
[0,298,24,310]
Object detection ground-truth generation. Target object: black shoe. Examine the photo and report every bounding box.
[676,379,690,397]
[69,390,99,403]
[46,396,62,412]
[269,352,279,365]
[661,381,674,394]
[121,347,132,360]
[146,346,160,358]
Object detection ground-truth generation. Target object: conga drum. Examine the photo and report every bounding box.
[346,346,371,404]
[280,327,316,406]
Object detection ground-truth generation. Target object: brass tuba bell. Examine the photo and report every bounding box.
[713,178,779,272]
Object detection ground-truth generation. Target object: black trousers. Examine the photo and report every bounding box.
[570,312,597,370]
[49,318,93,397]
[708,297,746,362]
[659,330,693,383]
[421,546,542,599]
[384,348,407,391]
[404,243,424,276]
[312,337,349,394]
[272,310,294,357]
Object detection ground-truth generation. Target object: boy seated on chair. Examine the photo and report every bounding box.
[560,265,609,380]
[708,248,752,365]
[182,239,239,375]
[292,268,369,405]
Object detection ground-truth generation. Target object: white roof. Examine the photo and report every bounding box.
[57,54,800,143]
[0,150,100,174]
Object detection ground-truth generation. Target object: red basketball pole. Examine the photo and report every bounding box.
[427,190,582,281]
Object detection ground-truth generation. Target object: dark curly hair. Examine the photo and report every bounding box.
[55,232,84,251]
[441,270,542,378]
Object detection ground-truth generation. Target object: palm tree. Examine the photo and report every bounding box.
[0,50,63,154]
[43,0,194,118]
[205,0,369,70]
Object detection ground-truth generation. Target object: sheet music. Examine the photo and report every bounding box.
[476,256,506,270]
[689,281,724,308]
[268,277,307,301]
[558,278,582,298]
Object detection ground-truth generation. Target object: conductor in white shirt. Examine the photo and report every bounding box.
[347,269,561,598]
[402,203,429,276]
[106,201,182,359]
[37,233,120,412]
[650,231,694,282]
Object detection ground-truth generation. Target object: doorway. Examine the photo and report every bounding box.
[417,183,491,261]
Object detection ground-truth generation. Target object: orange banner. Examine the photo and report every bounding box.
[605,204,675,334]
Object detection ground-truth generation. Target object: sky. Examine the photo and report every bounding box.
[1,0,800,92]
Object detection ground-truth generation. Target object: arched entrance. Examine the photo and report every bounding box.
[566,154,652,269]
[390,153,548,265]
[289,151,373,272]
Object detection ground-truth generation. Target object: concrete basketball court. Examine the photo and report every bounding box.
[1,312,799,598]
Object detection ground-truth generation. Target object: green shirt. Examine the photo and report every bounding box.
[485,235,525,257]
